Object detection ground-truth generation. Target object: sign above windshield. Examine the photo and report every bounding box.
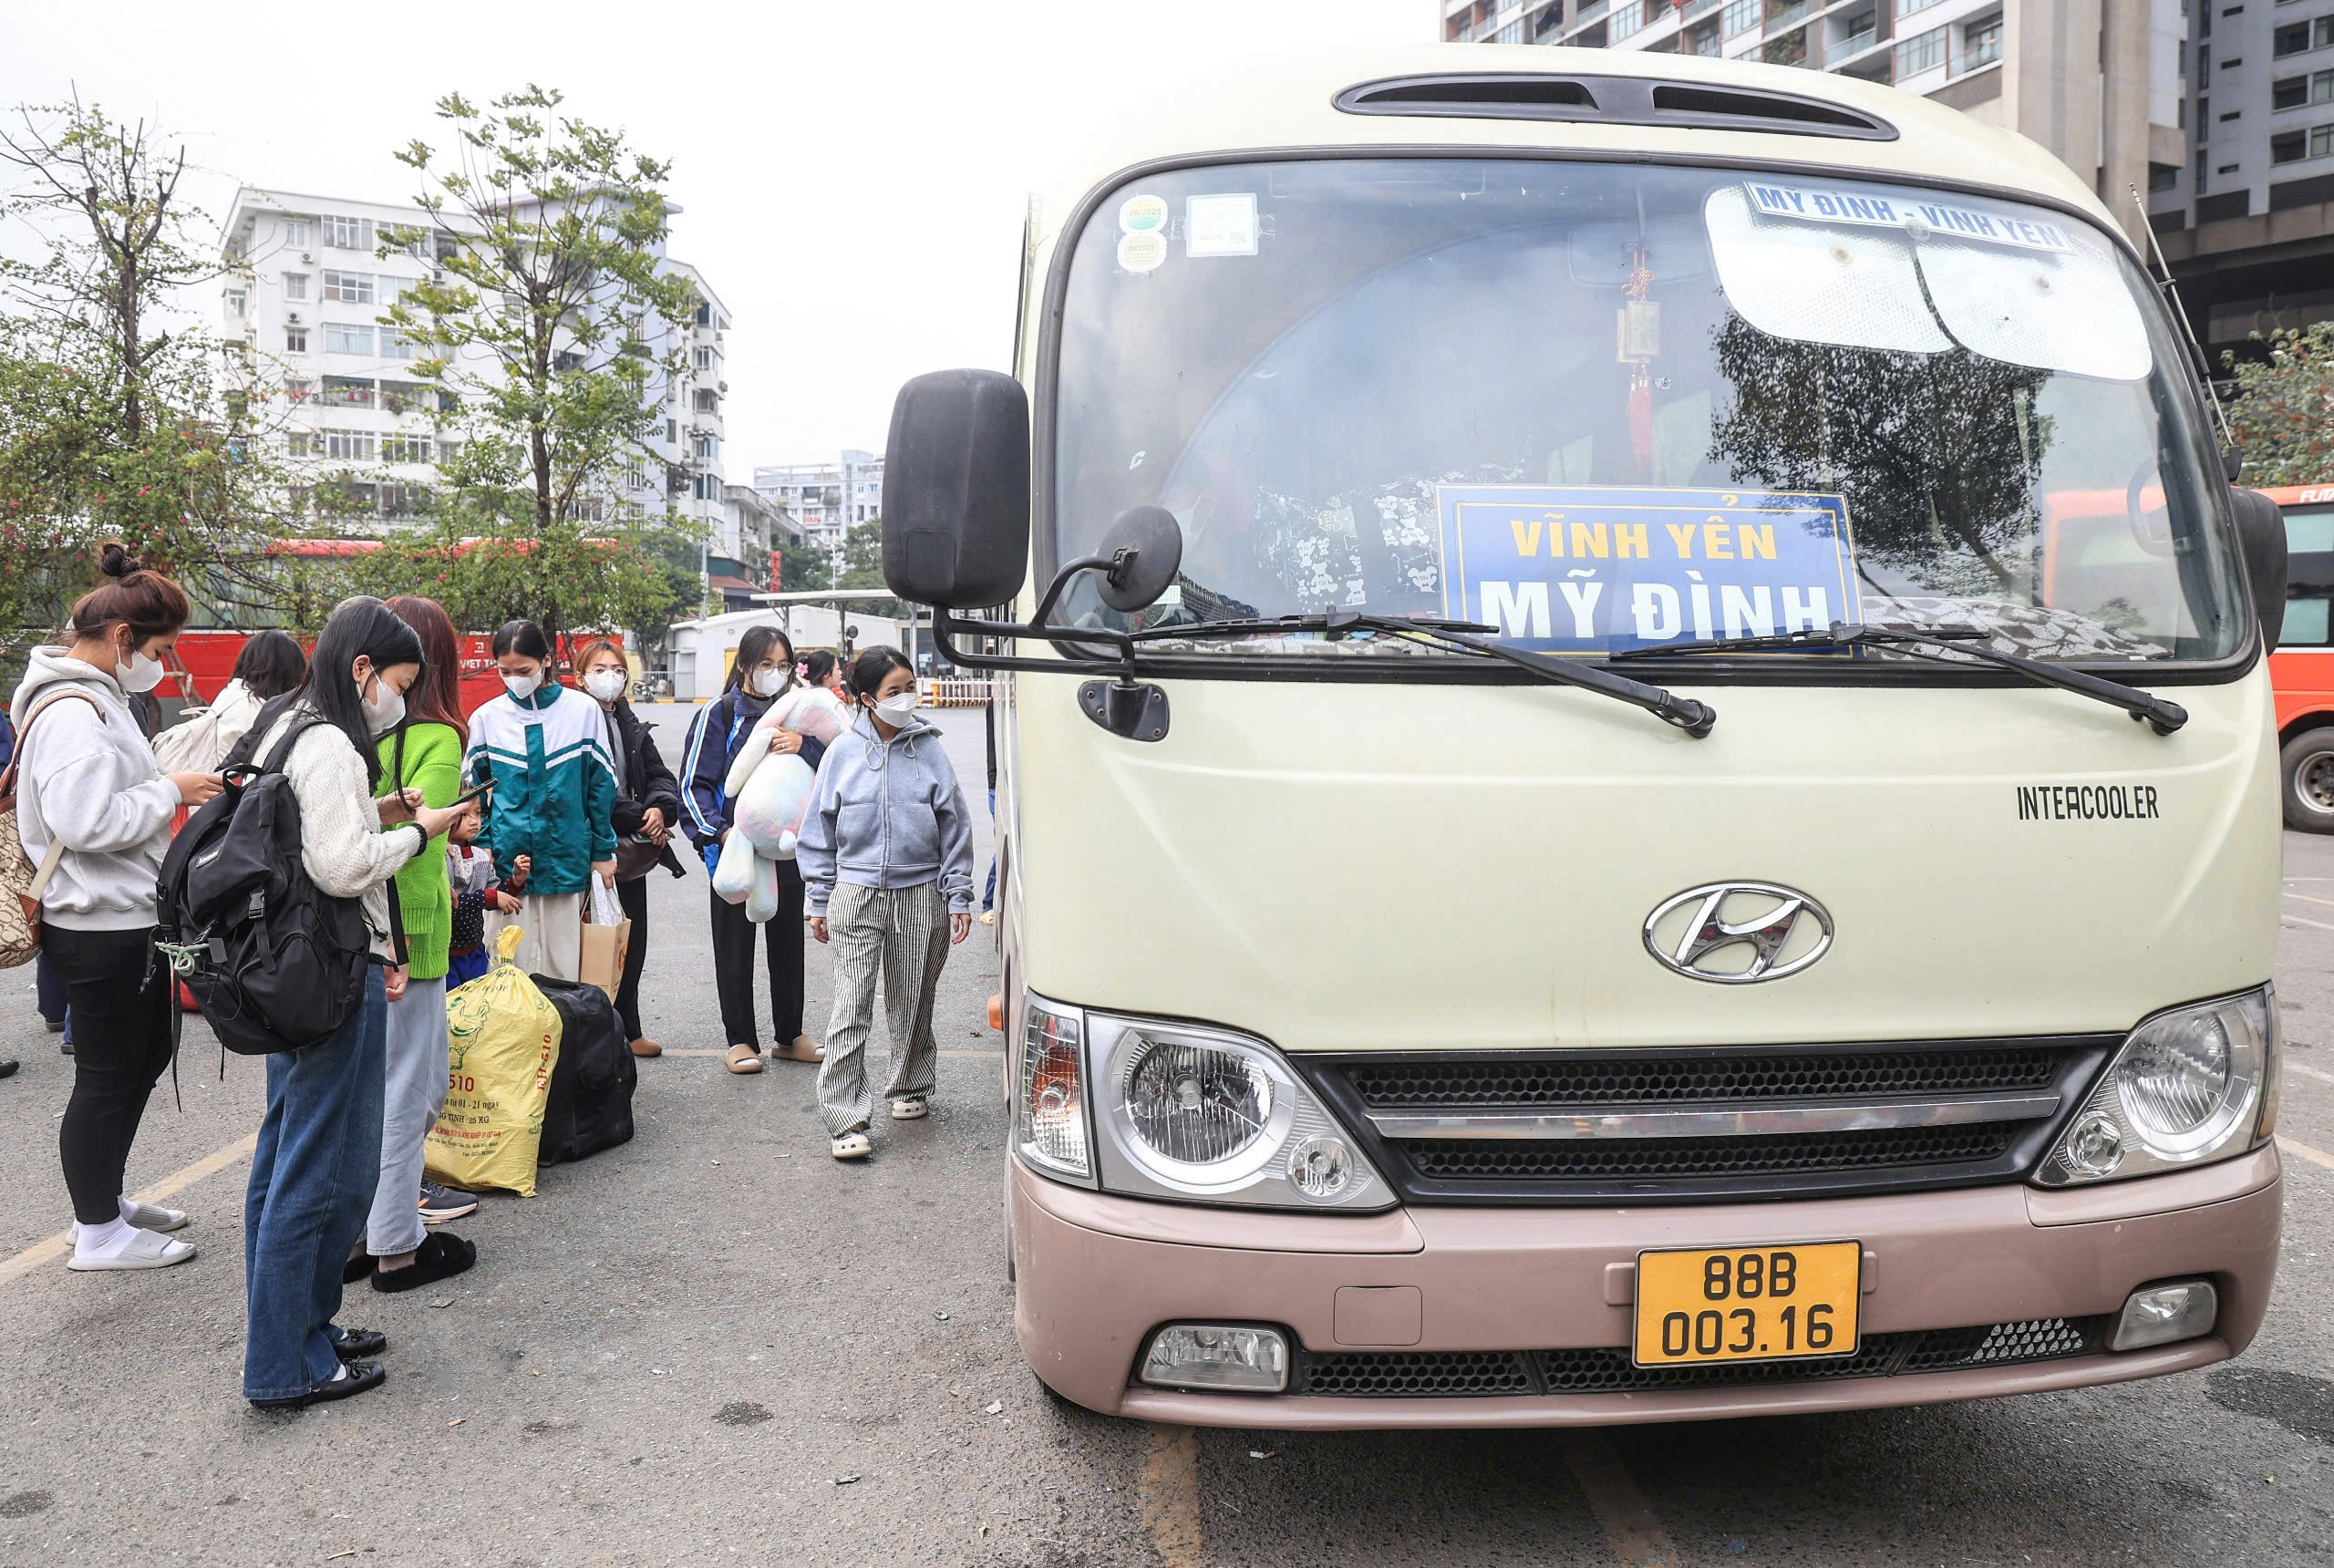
[1437,485,1858,654]
[1743,181,2074,253]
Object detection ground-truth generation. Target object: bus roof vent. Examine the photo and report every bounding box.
[1333,74,1897,141]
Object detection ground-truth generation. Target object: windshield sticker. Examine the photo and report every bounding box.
[1434,485,1858,654]
[1744,181,2073,253]
[1119,193,1168,234]
[1117,231,1167,273]
[1185,192,1259,258]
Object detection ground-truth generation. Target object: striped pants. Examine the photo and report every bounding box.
[815,880,949,1137]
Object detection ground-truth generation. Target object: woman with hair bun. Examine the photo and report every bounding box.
[7,544,222,1269]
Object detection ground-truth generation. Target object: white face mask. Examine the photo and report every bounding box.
[502,670,542,700]
[116,648,165,695]
[749,665,790,698]
[873,690,918,728]
[362,679,406,737]
[584,669,627,704]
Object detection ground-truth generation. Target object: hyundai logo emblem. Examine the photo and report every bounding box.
[1644,882,1833,984]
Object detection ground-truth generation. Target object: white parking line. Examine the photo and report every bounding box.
[2281,913,2334,934]
[2288,1061,2334,1088]
[2285,892,2334,909]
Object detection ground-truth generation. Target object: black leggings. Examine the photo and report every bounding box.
[614,873,652,1040]
[44,925,173,1225]
[709,863,804,1048]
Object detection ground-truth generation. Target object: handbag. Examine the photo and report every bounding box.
[0,690,105,970]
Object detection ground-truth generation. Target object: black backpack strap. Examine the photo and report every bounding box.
[256,716,327,779]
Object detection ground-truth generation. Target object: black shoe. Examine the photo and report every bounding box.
[371,1231,476,1294]
[342,1253,377,1285]
[59,1040,73,1057]
[249,1360,386,1410]
[42,1017,64,1033]
[0,1060,16,1079]
[329,1326,387,1360]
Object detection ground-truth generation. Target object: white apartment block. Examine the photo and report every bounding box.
[752,448,885,554]
[1444,1,2190,244]
[220,187,731,537]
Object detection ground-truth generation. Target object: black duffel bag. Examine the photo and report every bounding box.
[531,974,638,1165]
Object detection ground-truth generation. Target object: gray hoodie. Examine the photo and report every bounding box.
[796,711,976,917]
[8,646,181,931]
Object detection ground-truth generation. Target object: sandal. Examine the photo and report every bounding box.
[725,1044,765,1075]
[830,1128,873,1161]
[773,1035,824,1063]
[890,1096,929,1120]
[371,1231,478,1294]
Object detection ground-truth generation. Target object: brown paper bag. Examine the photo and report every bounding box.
[579,880,632,1004]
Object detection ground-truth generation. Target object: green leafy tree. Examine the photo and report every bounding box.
[835,517,909,620]
[0,97,296,644]
[772,530,829,594]
[2225,323,2334,487]
[381,85,702,646]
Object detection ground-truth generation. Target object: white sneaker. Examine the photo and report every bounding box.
[890,1096,928,1120]
[67,1228,196,1271]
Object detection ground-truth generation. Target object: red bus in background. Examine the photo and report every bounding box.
[2263,484,2334,831]
[165,542,624,720]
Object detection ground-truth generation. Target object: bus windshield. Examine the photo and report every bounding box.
[1049,159,2247,667]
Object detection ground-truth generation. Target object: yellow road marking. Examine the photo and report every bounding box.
[2278,1135,2334,1171]
[0,1130,259,1287]
[1139,1424,1203,1568]
[1563,1429,1680,1568]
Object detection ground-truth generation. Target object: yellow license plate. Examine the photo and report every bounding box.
[1632,1242,1862,1368]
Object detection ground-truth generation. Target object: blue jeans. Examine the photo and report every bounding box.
[242,967,387,1401]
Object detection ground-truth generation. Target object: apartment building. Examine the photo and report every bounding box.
[751,448,885,555]
[219,186,731,535]
[1443,1,2190,245]
[2148,0,2334,360]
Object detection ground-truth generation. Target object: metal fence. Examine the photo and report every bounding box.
[923,677,995,708]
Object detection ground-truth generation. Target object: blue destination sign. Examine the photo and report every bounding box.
[1743,181,2074,253]
[1434,485,1860,655]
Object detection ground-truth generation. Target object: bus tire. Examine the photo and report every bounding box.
[2281,728,2334,832]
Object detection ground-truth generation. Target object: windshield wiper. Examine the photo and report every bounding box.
[1608,621,2187,736]
[1131,606,1718,738]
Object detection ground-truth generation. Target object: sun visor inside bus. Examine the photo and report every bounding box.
[1912,230,2153,382]
[1702,186,1950,356]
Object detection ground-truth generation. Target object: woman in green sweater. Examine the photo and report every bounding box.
[354,596,480,1294]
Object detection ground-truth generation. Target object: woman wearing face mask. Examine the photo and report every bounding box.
[463,620,618,983]
[8,544,222,1269]
[239,596,476,1408]
[348,595,483,1291]
[680,625,824,1075]
[800,646,975,1161]
[575,638,686,1057]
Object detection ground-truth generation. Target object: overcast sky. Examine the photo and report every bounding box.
[0,0,1425,474]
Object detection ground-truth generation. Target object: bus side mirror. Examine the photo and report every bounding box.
[882,369,1030,609]
[2231,488,2288,649]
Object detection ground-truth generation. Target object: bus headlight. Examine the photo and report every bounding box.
[2038,986,2278,1186]
[1090,1013,1390,1212]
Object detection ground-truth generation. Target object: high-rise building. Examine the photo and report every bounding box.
[1443,2,2190,246]
[219,186,732,541]
[2145,1,2334,367]
[752,449,885,556]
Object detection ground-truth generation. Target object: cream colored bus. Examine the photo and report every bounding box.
[879,46,2292,1428]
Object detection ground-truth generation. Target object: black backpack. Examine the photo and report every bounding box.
[155,717,385,1056]
[532,974,639,1165]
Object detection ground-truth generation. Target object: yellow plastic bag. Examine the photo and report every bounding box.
[425,925,561,1197]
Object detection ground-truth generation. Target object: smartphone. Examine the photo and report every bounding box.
[448,778,495,810]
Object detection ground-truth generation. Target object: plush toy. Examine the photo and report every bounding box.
[712,683,859,919]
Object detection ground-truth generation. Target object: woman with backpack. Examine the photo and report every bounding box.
[349,595,483,1292]
[799,646,976,1161]
[6,546,222,1269]
[575,638,687,1058]
[681,625,824,1075]
[238,596,475,1409]
[464,620,618,984]
[151,630,306,775]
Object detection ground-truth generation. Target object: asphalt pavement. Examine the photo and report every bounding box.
[0,710,2328,1567]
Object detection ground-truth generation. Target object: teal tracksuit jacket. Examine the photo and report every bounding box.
[462,682,617,897]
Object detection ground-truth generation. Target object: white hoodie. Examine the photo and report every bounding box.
[7,646,181,931]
